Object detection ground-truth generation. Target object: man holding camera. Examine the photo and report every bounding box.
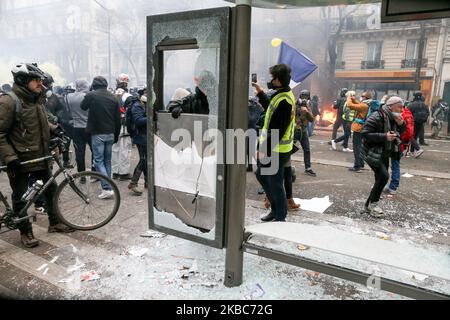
[294,90,316,177]
[361,96,406,218]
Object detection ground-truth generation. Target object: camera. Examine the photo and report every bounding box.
[300,99,308,106]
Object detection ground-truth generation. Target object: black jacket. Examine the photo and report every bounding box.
[256,88,293,155]
[81,78,121,140]
[167,87,209,115]
[362,108,406,159]
[408,100,429,123]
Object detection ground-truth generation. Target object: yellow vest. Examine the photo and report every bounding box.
[259,91,296,153]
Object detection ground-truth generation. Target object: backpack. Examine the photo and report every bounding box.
[0,91,23,123]
[366,100,380,119]
[125,102,136,138]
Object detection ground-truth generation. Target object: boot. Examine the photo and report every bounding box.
[263,196,271,209]
[128,183,143,196]
[287,198,300,211]
[20,231,39,248]
[48,223,75,233]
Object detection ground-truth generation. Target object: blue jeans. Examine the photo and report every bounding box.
[389,158,401,191]
[307,122,315,137]
[92,134,114,190]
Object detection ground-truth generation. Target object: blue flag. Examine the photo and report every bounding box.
[278,42,317,83]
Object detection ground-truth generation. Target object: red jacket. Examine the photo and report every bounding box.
[401,108,414,152]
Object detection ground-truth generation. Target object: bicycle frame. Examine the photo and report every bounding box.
[0,145,88,234]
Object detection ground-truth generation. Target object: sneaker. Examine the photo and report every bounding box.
[331,140,337,150]
[98,190,114,199]
[34,206,47,215]
[48,223,75,233]
[420,142,429,146]
[20,231,39,248]
[128,183,143,196]
[365,202,384,218]
[343,148,353,153]
[348,167,362,172]
[305,169,316,177]
[414,149,424,158]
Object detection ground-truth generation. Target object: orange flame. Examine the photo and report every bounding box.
[322,110,337,124]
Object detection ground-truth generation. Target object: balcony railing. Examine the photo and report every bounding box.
[401,58,428,68]
[361,60,385,69]
[335,60,345,69]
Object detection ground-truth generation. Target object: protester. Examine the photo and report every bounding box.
[308,95,320,137]
[331,89,353,153]
[361,96,406,218]
[330,88,348,143]
[81,76,121,199]
[0,63,74,247]
[408,91,429,158]
[253,64,296,222]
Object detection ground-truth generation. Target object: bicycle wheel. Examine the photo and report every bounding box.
[54,171,120,230]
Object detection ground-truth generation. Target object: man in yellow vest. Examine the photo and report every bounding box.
[253,64,296,222]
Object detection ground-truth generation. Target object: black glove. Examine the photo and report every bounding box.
[171,106,182,119]
[53,125,65,138]
[7,159,21,172]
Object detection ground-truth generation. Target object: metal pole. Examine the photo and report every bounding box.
[415,22,426,91]
[108,13,112,88]
[224,0,252,288]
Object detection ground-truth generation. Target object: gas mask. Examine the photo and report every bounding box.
[140,95,148,103]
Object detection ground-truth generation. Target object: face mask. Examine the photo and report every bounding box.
[267,80,274,90]
[140,95,147,103]
[392,112,402,117]
[46,90,53,98]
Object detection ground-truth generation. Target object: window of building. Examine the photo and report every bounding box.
[336,42,344,62]
[367,41,382,61]
[405,39,427,60]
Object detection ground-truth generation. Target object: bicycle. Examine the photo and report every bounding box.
[0,136,120,234]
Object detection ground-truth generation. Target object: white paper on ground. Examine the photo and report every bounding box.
[127,246,149,257]
[292,196,333,214]
[402,173,414,178]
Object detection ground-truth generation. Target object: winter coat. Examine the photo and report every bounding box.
[407,100,429,123]
[81,77,121,141]
[295,100,314,136]
[167,87,209,115]
[0,84,52,172]
[400,107,414,152]
[346,97,369,133]
[131,100,147,146]
[361,107,406,161]
[67,80,89,129]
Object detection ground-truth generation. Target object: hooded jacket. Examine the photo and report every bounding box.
[346,97,369,133]
[81,77,121,140]
[0,84,52,172]
[67,80,89,129]
[408,99,429,123]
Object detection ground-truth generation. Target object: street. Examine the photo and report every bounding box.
[0,127,449,300]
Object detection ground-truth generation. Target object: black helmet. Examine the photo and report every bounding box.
[43,73,54,88]
[413,91,422,99]
[300,89,310,100]
[11,63,46,87]
[340,88,348,97]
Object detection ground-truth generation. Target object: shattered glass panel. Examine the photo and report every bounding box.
[150,13,225,240]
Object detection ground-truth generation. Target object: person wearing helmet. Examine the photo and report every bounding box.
[407,91,429,158]
[0,63,74,248]
[330,88,348,144]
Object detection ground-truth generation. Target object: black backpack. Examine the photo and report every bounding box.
[125,98,139,137]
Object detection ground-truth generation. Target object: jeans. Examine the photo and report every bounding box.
[334,120,352,148]
[389,158,401,191]
[332,116,343,140]
[419,124,425,144]
[72,127,94,172]
[294,129,311,170]
[352,132,364,169]
[256,152,290,221]
[411,122,424,152]
[366,157,390,206]
[307,121,315,137]
[7,169,60,233]
[92,134,114,190]
[283,166,293,199]
[131,144,148,185]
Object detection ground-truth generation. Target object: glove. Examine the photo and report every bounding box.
[171,106,182,119]
[53,125,65,138]
[7,159,21,172]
